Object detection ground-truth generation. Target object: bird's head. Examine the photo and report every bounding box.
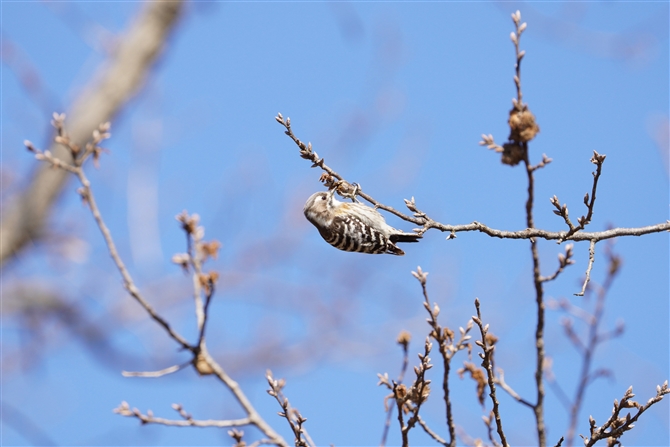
[303,189,339,226]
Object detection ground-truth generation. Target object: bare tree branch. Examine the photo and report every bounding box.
[29,118,288,447]
[576,239,597,296]
[113,401,252,428]
[266,371,314,447]
[412,266,472,447]
[122,361,190,378]
[582,382,670,447]
[473,298,509,447]
[550,152,606,243]
[417,415,448,447]
[495,368,534,409]
[26,127,194,352]
[540,244,575,283]
[380,331,412,447]
[275,113,670,245]
[563,246,624,446]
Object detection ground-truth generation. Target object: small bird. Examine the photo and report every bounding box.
[303,187,421,255]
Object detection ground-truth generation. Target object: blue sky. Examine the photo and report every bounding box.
[2,2,668,446]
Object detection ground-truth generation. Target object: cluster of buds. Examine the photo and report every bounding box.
[266,370,309,447]
[227,428,246,447]
[404,196,427,222]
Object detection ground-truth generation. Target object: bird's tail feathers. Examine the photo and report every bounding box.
[390,233,422,244]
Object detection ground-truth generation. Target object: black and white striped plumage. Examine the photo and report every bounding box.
[303,189,421,256]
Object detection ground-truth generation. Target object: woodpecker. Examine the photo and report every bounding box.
[303,188,421,255]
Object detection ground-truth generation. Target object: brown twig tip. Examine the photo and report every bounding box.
[228,428,246,447]
[265,370,313,447]
[397,330,412,347]
[24,140,36,152]
[530,153,553,171]
[114,401,131,414]
[411,266,429,285]
[171,252,190,272]
[51,111,66,125]
[591,150,606,165]
[471,298,509,447]
[198,271,219,294]
[480,134,504,153]
[176,210,200,235]
[540,243,575,283]
[581,382,669,446]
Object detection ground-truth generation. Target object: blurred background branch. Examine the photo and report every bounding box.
[1,0,183,265]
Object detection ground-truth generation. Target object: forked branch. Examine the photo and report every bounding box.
[30,115,287,447]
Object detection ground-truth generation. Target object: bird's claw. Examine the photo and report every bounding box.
[334,180,361,203]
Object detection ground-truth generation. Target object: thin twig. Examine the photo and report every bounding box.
[473,299,508,447]
[266,371,314,447]
[546,378,572,412]
[483,409,502,447]
[412,266,470,447]
[248,440,276,447]
[495,368,534,409]
[566,246,622,446]
[198,283,215,347]
[403,339,433,437]
[76,169,194,351]
[173,212,219,350]
[551,152,607,243]
[383,337,433,447]
[394,381,408,447]
[540,244,575,283]
[114,401,251,427]
[552,298,595,325]
[530,153,553,171]
[122,361,191,378]
[582,382,670,447]
[183,213,206,344]
[560,318,587,354]
[576,239,597,296]
[417,415,448,446]
[31,120,288,447]
[380,332,411,447]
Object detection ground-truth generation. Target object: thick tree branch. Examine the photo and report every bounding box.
[1,0,184,265]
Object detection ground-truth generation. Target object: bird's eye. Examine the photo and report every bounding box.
[321,195,326,200]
